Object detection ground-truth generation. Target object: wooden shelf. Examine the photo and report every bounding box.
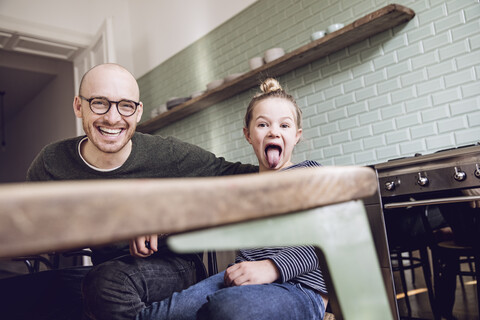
[137,4,415,134]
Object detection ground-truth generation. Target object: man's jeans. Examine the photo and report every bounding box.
[82,252,197,320]
[136,271,326,320]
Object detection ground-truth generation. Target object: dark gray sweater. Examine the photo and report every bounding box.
[27,132,258,263]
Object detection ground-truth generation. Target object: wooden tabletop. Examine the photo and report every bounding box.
[0,166,377,258]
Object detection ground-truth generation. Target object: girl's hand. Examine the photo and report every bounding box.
[129,234,158,257]
[224,260,280,286]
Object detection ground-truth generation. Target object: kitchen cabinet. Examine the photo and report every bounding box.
[137,4,415,134]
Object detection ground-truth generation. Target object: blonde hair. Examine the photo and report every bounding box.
[244,78,302,130]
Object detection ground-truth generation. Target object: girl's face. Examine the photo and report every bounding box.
[244,97,302,172]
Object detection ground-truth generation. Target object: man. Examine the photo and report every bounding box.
[22,63,257,320]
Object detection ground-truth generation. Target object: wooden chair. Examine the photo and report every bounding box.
[0,166,393,320]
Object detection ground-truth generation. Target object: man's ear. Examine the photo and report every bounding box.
[243,127,252,145]
[136,102,144,123]
[73,96,83,119]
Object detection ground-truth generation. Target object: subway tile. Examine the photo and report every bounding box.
[465,3,480,21]
[372,119,396,135]
[439,40,470,60]
[333,70,353,85]
[470,33,480,51]
[331,131,351,144]
[391,87,416,104]
[327,108,348,121]
[307,91,326,105]
[317,100,336,112]
[351,125,373,139]
[423,32,452,52]
[468,112,480,127]
[456,51,480,69]
[410,122,437,139]
[383,33,408,53]
[434,10,465,33]
[313,136,331,149]
[354,150,377,165]
[363,135,385,149]
[333,155,355,166]
[376,145,401,162]
[426,133,456,150]
[347,101,369,116]
[320,123,339,135]
[381,103,405,119]
[446,0,473,13]
[335,93,355,107]
[356,86,377,101]
[321,62,341,77]
[303,126,321,139]
[359,110,382,125]
[339,115,359,130]
[342,141,363,153]
[397,42,423,61]
[364,69,387,86]
[411,51,439,69]
[377,78,401,95]
[386,129,410,144]
[310,113,328,126]
[438,116,468,133]
[455,127,480,145]
[419,3,447,24]
[421,105,450,122]
[344,77,365,93]
[339,55,362,70]
[396,113,421,128]
[368,94,391,110]
[450,97,480,116]
[370,30,393,48]
[407,23,435,43]
[426,60,456,79]
[360,47,384,63]
[400,140,427,155]
[452,19,480,41]
[444,68,475,88]
[373,52,397,69]
[323,145,343,157]
[386,60,412,78]
[461,81,480,98]
[401,69,428,87]
[416,78,445,97]
[432,87,462,105]
[296,83,316,98]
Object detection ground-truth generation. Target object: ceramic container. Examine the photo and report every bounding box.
[224,72,245,82]
[311,30,327,41]
[263,48,285,63]
[191,90,205,98]
[206,79,224,91]
[327,23,344,34]
[249,56,264,70]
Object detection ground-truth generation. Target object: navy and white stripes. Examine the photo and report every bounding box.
[236,160,327,294]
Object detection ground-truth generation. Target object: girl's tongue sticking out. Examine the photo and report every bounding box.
[265,145,281,168]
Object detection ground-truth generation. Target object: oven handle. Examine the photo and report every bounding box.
[383,195,480,209]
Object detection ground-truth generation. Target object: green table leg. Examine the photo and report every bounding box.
[167,200,392,320]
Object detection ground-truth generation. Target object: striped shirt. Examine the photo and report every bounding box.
[236,160,327,294]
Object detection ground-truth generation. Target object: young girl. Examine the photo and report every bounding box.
[136,78,327,320]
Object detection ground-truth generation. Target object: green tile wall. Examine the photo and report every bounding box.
[138,0,480,166]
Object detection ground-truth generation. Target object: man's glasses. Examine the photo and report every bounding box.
[79,95,140,117]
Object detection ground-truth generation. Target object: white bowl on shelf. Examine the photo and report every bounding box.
[248,56,264,70]
[224,72,245,82]
[206,79,225,91]
[191,90,205,98]
[311,30,327,41]
[264,48,285,63]
[327,23,344,34]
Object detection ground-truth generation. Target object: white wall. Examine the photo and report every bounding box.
[0,0,257,78]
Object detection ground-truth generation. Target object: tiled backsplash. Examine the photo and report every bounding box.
[137,0,480,166]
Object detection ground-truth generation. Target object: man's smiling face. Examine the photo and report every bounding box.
[73,65,143,157]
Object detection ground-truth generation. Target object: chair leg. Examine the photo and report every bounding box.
[397,255,412,318]
[167,200,394,320]
[419,248,440,320]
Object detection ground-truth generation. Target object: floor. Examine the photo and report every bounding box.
[392,251,478,320]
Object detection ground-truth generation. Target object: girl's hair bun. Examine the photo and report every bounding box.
[260,78,283,94]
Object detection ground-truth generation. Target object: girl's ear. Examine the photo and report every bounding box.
[295,128,303,145]
[243,127,252,144]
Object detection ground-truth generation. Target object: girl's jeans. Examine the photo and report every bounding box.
[136,271,326,320]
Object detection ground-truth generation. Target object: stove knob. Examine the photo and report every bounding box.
[417,173,429,186]
[385,181,396,191]
[475,164,480,178]
[454,167,466,181]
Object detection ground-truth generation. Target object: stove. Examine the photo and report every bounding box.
[376,144,480,207]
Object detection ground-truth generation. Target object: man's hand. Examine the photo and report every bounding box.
[224,260,280,287]
[129,234,158,257]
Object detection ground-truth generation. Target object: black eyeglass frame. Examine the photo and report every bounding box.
[79,95,140,117]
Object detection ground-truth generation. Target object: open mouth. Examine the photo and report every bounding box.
[265,144,282,168]
[98,127,123,137]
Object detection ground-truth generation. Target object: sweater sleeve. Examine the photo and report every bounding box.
[268,246,320,282]
[169,136,258,176]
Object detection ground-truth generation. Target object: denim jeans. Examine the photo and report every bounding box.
[82,252,197,320]
[136,271,326,320]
